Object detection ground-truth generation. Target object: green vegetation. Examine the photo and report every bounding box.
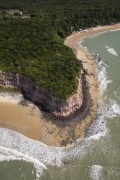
[0,86,21,93]
[0,19,81,99]
[0,0,120,98]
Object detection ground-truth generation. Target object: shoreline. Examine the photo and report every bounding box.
[0,23,120,146]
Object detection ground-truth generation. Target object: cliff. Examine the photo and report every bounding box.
[0,71,83,117]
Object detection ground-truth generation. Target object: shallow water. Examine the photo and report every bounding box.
[0,160,36,180]
[0,30,120,180]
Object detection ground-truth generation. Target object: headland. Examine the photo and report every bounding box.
[0,24,120,146]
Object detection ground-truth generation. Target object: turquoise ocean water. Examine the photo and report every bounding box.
[0,30,120,180]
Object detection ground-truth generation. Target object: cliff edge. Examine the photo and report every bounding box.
[0,71,83,118]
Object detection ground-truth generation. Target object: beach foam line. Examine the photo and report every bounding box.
[77,38,110,138]
[76,25,120,48]
[105,46,118,56]
[79,39,112,94]
[86,56,120,138]
[1,25,120,170]
[87,58,120,137]
[105,99,120,118]
[0,128,64,166]
[78,36,112,95]
[109,28,120,32]
[97,60,112,94]
[86,114,107,140]
[85,100,107,139]
[88,132,106,141]
[0,146,47,179]
[0,127,102,170]
[81,41,119,138]
[90,165,103,180]
[69,25,120,144]
[84,55,113,137]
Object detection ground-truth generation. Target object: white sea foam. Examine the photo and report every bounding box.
[105,45,118,56]
[0,146,46,179]
[80,36,120,139]
[0,128,64,178]
[97,61,112,94]
[0,128,64,166]
[105,99,120,118]
[84,46,89,51]
[0,66,118,177]
[87,28,120,39]
[110,29,120,32]
[86,101,107,139]
[88,60,111,136]
[78,40,88,52]
[0,127,99,176]
[86,54,120,139]
[1,30,120,179]
[77,40,84,48]
[0,42,112,178]
[90,165,103,180]
[81,41,117,139]
[93,89,120,136]
[86,115,107,140]
[78,40,83,44]
[89,133,105,141]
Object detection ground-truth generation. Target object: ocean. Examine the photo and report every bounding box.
[0,30,120,180]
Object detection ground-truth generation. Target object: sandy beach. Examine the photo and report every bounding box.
[0,24,120,146]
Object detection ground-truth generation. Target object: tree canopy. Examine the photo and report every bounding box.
[0,0,120,98]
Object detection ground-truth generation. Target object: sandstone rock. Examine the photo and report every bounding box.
[0,71,83,117]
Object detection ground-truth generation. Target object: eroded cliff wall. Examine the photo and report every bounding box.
[0,71,83,117]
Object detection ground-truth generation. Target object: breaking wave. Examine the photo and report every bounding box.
[97,60,112,94]
[105,99,120,118]
[105,46,118,56]
[85,58,113,138]
[0,40,113,178]
[85,50,119,138]
[1,31,120,179]
[90,165,103,180]
[0,146,46,179]
[0,127,101,178]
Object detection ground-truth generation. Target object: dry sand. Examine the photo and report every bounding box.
[0,24,120,146]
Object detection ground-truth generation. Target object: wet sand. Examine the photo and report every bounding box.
[0,103,41,140]
[0,102,66,146]
[0,24,120,146]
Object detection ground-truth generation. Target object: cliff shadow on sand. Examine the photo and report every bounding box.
[0,69,94,146]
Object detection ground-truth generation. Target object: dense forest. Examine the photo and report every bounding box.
[0,0,120,98]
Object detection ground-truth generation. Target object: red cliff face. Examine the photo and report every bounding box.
[0,71,83,117]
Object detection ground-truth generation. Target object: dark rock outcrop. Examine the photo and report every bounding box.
[0,71,83,117]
